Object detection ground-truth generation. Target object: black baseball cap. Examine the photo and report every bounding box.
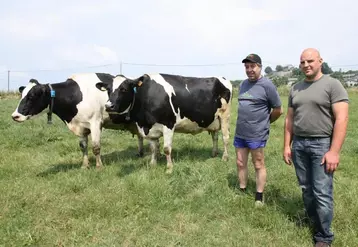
[242,54,262,65]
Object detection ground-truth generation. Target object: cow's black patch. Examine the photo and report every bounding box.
[51,79,83,123]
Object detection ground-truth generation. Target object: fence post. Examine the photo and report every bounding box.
[120,61,123,75]
[7,70,10,92]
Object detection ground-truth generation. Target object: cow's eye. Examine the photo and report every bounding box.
[120,88,127,92]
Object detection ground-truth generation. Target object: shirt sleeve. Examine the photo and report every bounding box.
[266,80,282,108]
[330,78,349,104]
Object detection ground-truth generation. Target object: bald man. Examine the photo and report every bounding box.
[283,48,349,247]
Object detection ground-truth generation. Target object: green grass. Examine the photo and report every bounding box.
[1,89,358,246]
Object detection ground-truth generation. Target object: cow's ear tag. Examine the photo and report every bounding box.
[100,87,107,91]
[137,81,143,87]
[133,87,137,93]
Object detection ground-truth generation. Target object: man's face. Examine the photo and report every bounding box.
[299,51,323,80]
[245,62,262,81]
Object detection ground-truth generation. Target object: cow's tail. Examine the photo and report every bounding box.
[217,78,232,162]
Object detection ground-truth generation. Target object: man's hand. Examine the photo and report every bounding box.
[321,150,340,173]
[283,146,292,165]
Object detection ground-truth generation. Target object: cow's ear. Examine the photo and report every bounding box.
[29,79,39,85]
[96,82,108,91]
[19,86,25,93]
[136,74,149,87]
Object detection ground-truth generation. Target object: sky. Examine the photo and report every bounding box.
[1,0,357,90]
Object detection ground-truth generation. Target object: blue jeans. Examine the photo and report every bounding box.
[291,136,334,244]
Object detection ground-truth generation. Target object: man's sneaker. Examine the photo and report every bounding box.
[255,200,264,208]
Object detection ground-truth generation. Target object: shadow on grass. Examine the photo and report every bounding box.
[37,145,143,177]
[226,172,257,195]
[226,172,311,228]
[37,145,218,177]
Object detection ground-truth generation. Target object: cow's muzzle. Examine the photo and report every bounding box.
[105,101,115,111]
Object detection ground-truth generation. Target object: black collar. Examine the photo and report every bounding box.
[125,87,137,121]
[47,84,55,124]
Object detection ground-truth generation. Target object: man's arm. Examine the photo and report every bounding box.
[330,101,349,153]
[270,106,283,123]
[283,107,294,165]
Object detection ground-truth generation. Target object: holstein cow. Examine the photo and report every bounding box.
[96,73,232,173]
[11,73,145,169]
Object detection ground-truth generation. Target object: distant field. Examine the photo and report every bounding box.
[1,89,357,246]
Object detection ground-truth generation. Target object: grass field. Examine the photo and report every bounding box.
[1,89,358,246]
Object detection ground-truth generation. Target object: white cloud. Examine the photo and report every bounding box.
[53,44,119,66]
[0,17,50,40]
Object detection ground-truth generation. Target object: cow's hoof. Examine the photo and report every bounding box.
[211,151,219,157]
[136,152,144,158]
[221,155,229,162]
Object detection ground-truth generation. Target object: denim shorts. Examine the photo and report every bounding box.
[233,137,266,149]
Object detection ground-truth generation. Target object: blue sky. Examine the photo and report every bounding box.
[1,0,357,90]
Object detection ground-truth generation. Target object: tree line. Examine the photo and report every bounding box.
[230,62,356,88]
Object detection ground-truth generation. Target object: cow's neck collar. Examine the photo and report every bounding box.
[47,84,56,124]
[125,87,137,121]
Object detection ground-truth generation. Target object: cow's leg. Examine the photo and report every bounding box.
[137,135,144,157]
[155,139,161,157]
[163,126,174,174]
[90,124,103,169]
[211,130,219,157]
[149,139,158,166]
[220,104,231,162]
[79,135,89,169]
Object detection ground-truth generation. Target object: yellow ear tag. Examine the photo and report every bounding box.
[137,81,143,87]
[101,87,107,91]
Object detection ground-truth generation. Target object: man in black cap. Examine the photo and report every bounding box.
[234,53,283,206]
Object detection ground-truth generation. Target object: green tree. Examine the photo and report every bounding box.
[291,67,303,76]
[330,71,348,88]
[271,76,288,87]
[264,66,273,74]
[276,65,283,72]
[321,62,333,74]
[330,71,344,82]
[230,80,242,88]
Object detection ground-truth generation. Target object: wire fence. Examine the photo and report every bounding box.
[1,61,358,92]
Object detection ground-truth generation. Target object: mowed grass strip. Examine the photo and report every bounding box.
[0,89,357,246]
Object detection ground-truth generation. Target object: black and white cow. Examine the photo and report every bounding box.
[96,73,232,174]
[11,73,145,169]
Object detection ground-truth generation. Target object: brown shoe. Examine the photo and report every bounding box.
[315,242,330,247]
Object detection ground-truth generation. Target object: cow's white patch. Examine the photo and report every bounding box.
[185,84,190,93]
[216,76,232,91]
[137,123,164,139]
[20,82,37,99]
[148,74,177,115]
[11,82,38,121]
[113,75,128,91]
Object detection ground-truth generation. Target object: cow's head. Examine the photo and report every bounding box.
[96,75,146,114]
[11,79,51,122]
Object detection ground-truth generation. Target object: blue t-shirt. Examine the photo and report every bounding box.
[235,77,281,141]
